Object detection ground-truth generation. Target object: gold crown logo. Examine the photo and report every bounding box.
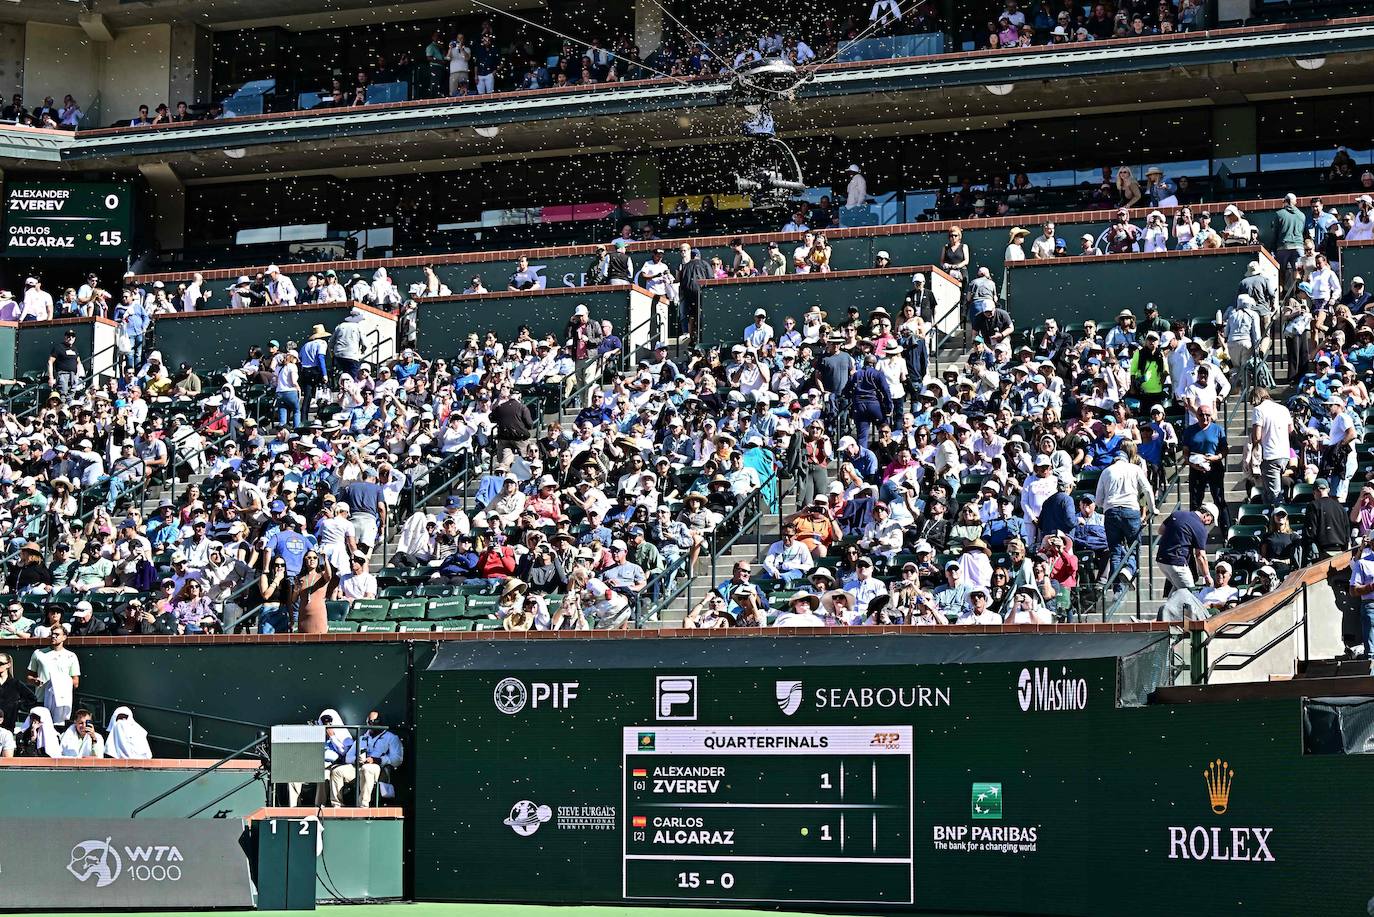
[1204,758,1234,814]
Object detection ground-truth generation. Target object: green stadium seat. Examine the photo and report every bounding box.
[415,584,454,597]
[380,585,414,599]
[1234,512,1268,527]
[327,621,360,633]
[473,620,504,631]
[347,599,390,621]
[425,597,468,620]
[1290,484,1314,503]
[325,600,351,622]
[358,622,399,633]
[397,620,434,632]
[466,596,499,618]
[387,598,428,621]
[434,621,474,632]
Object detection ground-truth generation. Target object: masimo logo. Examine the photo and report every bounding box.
[1166,759,1275,863]
[1016,666,1087,712]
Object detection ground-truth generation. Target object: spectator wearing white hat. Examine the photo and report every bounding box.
[845,164,867,208]
[1350,195,1374,242]
[1220,204,1253,245]
[265,264,298,306]
[19,277,52,322]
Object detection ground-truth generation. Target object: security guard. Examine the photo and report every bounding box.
[840,353,893,451]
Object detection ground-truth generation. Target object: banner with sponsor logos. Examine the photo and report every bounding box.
[0,818,254,909]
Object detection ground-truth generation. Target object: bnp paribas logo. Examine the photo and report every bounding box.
[971,782,1002,820]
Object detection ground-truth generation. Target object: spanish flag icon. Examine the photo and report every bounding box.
[632,816,648,828]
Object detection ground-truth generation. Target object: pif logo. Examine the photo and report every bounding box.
[493,677,579,714]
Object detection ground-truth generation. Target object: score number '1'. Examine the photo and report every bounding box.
[99,194,122,246]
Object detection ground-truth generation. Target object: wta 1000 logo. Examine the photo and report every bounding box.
[67,838,186,887]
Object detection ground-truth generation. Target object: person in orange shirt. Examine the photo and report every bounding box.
[789,497,844,558]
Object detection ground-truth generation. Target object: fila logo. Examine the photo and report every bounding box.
[656,676,697,721]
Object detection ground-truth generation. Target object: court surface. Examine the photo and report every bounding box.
[30,904,1007,917]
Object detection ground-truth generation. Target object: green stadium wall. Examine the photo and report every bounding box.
[412,632,1374,916]
[135,192,1346,303]
[698,266,962,344]
[416,285,661,355]
[147,302,397,374]
[0,322,16,379]
[1005,245,1278,329]
[13,316,118,381]
[0,760,265,818]
[1340,239,1374,285]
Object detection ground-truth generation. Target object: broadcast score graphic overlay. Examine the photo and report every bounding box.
[622,726,914,905]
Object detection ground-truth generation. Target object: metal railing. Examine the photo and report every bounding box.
[77,691,269,759]
[637,468,775,626]
[1191,581,1312,682]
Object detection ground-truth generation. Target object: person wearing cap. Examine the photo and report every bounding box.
[1220,203,1253,245]
[605,238,634,286]
[330,306,366,381]
[1341,274,1372,314]
[956,587,1002,626]
[600,540,647,599]
[932,562,970,621]
[762,523,815,587]
[844,162,867,208]
[635,246,674,299]
[1155,503,1217,594]
[1004,226,1029,263]
[1348,194,1374,244]
[742,308,774,352]
[46,327,85,398]
[1323,392,1358,501]
[1305,478,1352,559]
[18,275,52,322]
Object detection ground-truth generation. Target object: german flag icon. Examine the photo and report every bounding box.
[632,768,648,778]
[632,816,648,828]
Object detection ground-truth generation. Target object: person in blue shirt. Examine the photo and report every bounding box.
[436,534,479,583]
[268,517,315,578]
[1036,478,1077,541]
[393,351,422,381]
[1086,418,1125,469]
[1155,504,1217,594]
[837,435,879,481]
[145,502,182,549]
[1182,404,1229,531]
[346,390,381,433]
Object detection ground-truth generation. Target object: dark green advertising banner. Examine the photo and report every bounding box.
[3,182,133,258]
[415,633,1374,915]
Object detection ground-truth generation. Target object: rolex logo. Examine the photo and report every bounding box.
[1204,758,1233,815]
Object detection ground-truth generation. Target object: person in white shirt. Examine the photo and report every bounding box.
[320,271,348,303]
[338,555,379,601]
[182,272,205,311]
[635,249,674,298]
[26,628,80,724]
[743,310,774,350]
[845,165,868,208]
[1249,386,1292,506]
[58,708,105,758]
[1005,227,1028,262]
[1180,361,1228,427]
[329,711,405,805]
[858,502,905,563]
[1141,211,1169,252]
[956,587,1002,625]
[105,706,152,759]
[842,557,889,618]
[1004,585,1054,624]
[1307,253,1341,310]
[19,277,52,322]
[869,0,902,22]
[266,265,298,306]
[1095,443,1158,592]
[1220,204,1254,245]
[1030,222,1057,259]
[1020,454,1059,545]
[1349,195,1374,242]
[762,525,814,586]
[773,591,827,627]
[1325,394,1358,501]
[1197,561,1239,609]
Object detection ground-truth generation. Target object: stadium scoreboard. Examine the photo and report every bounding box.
[622,726,912,904]
[2,181,132,258]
